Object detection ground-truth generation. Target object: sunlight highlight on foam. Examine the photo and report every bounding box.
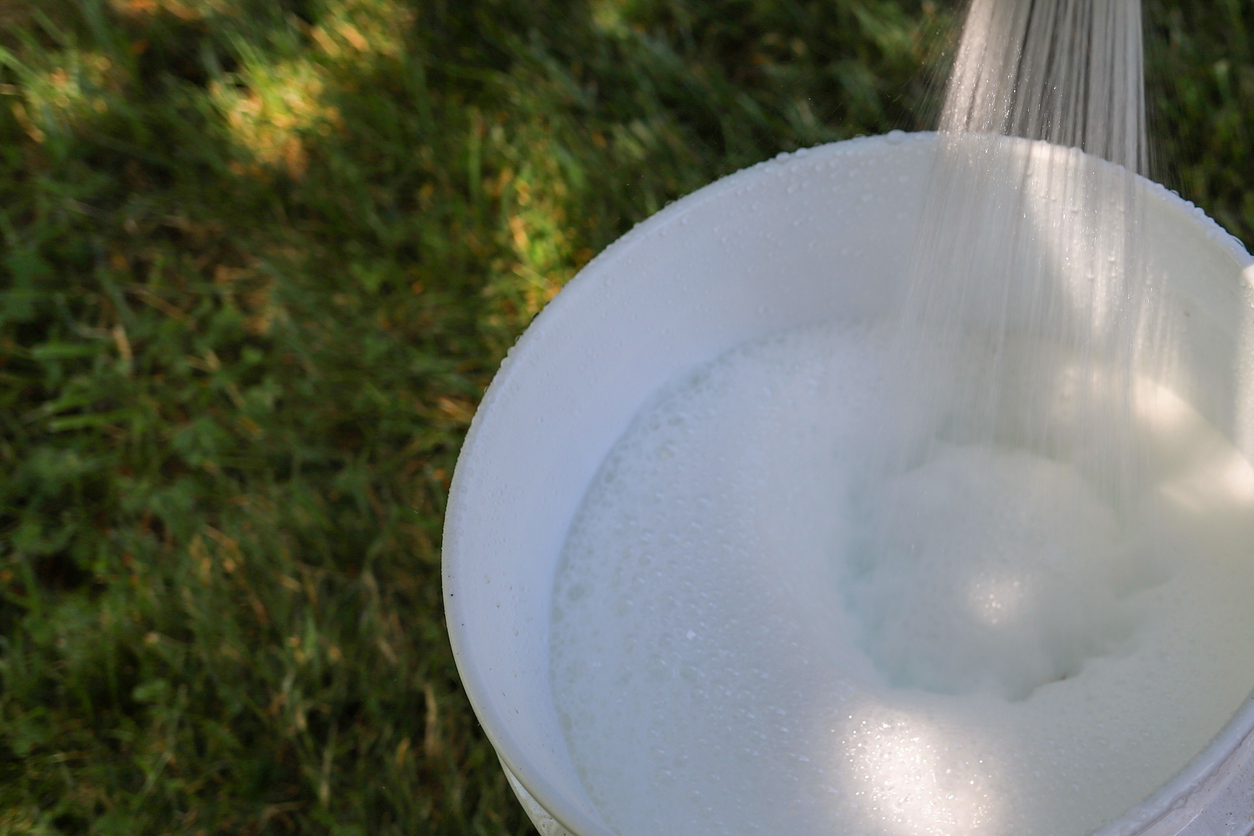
[838,706,1001,836]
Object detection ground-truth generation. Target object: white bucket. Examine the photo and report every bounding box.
[442,132,1254,836]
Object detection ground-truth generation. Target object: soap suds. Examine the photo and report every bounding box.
[550,321,1254,836]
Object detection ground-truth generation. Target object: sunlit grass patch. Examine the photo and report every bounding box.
[488,120,589,317]
[109,0,239,19]
[308,0,415,62]
[209,1,418,180]
[212,56,342,179]
[2,47,125,144]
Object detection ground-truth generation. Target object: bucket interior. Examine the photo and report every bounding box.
[443,132,1254,835]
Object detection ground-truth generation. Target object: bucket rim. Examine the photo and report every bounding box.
[442,130,1254,836]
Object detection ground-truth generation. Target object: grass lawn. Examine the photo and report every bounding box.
[0,0,1250,833]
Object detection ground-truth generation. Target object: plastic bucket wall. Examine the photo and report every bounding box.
[442,132,1254,836]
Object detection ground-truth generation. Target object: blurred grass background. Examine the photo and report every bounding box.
[0,0,1249,833]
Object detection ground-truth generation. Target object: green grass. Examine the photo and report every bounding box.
[0,0,1250,833]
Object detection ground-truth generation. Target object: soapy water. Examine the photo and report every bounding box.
[845,445,1156,702]
[550,321,1254,836]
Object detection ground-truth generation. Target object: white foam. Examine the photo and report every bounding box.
[549,321,1254,836]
